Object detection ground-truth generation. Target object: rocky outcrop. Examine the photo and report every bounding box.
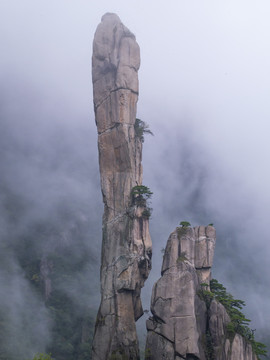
[145,226,258,360]
[209,301,257,360]
[91,13,152,360]
[145,226,215,360]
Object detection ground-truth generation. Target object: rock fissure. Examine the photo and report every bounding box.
[154,296,173,303]
[106,211,127,223]
[175,354,185,360]
[94,87,139,113]
[151,312,166,325]
[148,329,175,345]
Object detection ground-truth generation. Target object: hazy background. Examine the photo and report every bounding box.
[1,0,270,357]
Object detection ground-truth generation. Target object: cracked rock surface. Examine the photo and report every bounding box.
[146,226,257,360]
[91,13,152,360]
[209,301,257,360]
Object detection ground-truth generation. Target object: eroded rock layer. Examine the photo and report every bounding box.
[146,226,257,360]
[91,13,152,360]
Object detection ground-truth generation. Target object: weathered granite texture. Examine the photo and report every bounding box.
[91,13,152,360]
[146,226,258,360]
[209,300,257,360]
[146,226,215,360]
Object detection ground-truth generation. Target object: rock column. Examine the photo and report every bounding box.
[146,226,258,360]
[91,13,152,360]
[145,226,215,360]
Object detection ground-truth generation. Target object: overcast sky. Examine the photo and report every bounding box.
[1,0,270,353]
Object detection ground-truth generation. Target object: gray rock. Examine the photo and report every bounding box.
[209,299,231,359]
[161,226,215,280]
[146,227,258,360]
[230,334,257,360]
[146,228,209,359]
[194,226,216,270]
[91,13,151,360]
[145,331,174,360]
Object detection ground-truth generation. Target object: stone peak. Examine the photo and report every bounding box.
[101,12,120,22]
[98,12,136,40]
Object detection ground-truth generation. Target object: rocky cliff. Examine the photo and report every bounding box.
[91,13,152,360]
[145,226,258,360]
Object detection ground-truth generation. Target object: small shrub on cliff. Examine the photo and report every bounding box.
[204,331,215,360]
[131,185,153,207]
[252,341,268,359]
[144,347,151,359]
[134,118,153,143]
[28,353,53,360]
[177,251,188,262]
[179,221,191,227]
[142,207,152,219]
[110,349,129,360]
[199,279,267,359]
[198,286,214,309]
[177,221,191,238]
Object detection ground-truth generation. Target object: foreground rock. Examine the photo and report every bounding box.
[209,300,257,360]
[145,226,257,360]
[91,13,152,360]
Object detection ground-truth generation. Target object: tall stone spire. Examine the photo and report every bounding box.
[91,13,152,359]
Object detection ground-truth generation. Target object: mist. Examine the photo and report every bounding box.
[1,0,270,358]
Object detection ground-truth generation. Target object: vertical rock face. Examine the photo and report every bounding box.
[146,226,215,360]
[92,13,152,360]
[145,226,257,360]
[209,302,257,360]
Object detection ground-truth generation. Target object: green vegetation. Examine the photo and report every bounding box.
[179,221,191,227]
[177,252,188,262]
[202,331,214,360]
[131,185,153,207]
[134,118,153,143]
[199,279,267,359]
[144,347,151,359]
[0,189,96,360]
[177,221,191,238]
[131,185,153,219]
[131,185,153,201]
[44,252,95,360]
[142,208,152,219]
[28,354,53,360]
[109,349,129,360]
